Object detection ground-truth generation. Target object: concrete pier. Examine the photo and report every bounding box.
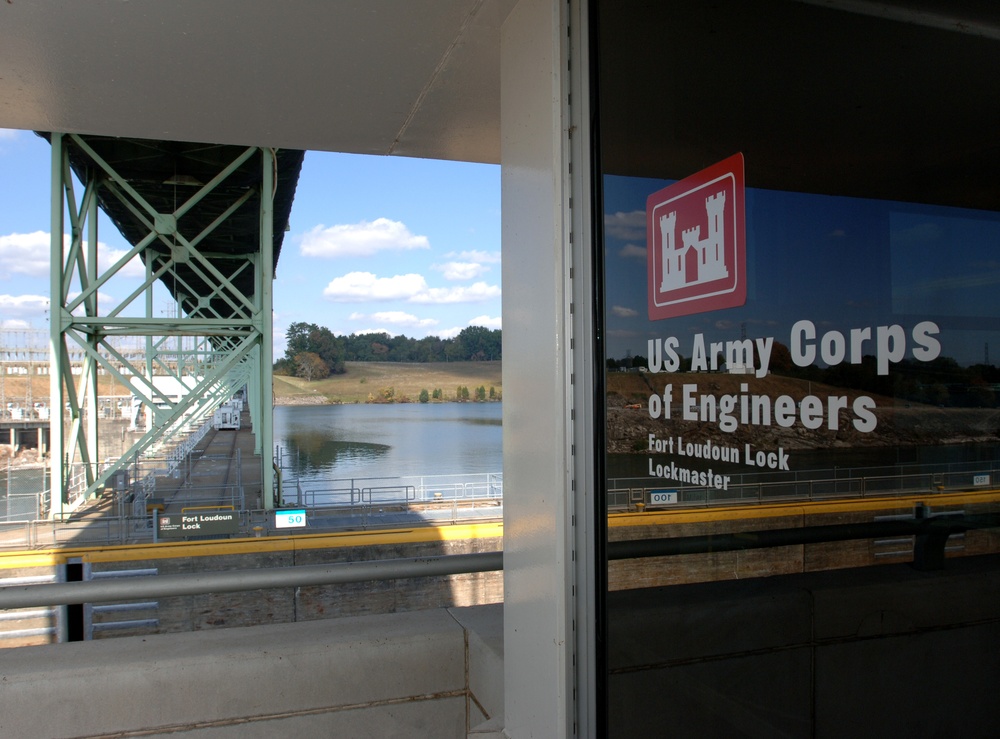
[0,420,47,461]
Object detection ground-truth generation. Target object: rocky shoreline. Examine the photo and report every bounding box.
[273,394,331,406]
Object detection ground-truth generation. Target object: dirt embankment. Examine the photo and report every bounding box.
[607,371,1000,453]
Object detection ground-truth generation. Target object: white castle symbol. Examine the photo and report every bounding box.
[658,190,728,293]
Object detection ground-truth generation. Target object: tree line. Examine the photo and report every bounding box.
[274,322,502,379]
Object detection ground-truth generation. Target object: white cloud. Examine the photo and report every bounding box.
[66,291,117,314]
[299,218,430,258]
[0,294,50,319]
[438,326,464,340]
[439,315,502,340]
[0,231,145,280]
[619,244,646,260]
[0,232,49,277]
[444,249,501,264]
[324,271,500,305]
[363,311,439,330]
[605,210,646,242]
[433,249,500,281]
[349,326,395,336]
[323,272,428,302]
[467,314,502,330]
[101,245,146,278]
[434,261,490,281]
[611,305,638,318]
[0,319,31,329]
[0,129,23,142]
[411,282,501,304]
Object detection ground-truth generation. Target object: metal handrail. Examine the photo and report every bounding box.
[610,466,999,511]
[1,511,998,611]
[607,512,1000,572]
[0,551,503,610]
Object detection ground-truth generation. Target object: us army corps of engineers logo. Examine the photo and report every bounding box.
[647,153,746,320]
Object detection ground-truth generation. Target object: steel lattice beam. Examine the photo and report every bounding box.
[48,134,281,518]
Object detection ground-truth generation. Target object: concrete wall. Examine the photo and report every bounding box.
[3,556,997,737]
[0,604,505,739]
[607,554,1000,737]
[0,537,503,647]
[88,537,504,640]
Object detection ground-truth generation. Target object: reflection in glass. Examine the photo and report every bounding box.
[594,1,1000,733]
[605,179,1000,499]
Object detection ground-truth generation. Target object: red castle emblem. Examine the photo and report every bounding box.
[647,153,746,320]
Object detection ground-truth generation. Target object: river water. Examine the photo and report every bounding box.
[274,402,998,487]
[273,403,503,484]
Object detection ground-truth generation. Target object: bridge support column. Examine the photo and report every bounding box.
[46,135,296,516]
[49,132,67,520]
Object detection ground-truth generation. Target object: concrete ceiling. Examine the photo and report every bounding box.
[1,0,996,189]
[0,0,517,163]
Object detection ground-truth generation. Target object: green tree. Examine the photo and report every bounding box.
[284,322,345,375]
[419,388,430,403]
[273,357,296,376]
[455,325,502,360]
[285,322,317,358]
[294,352,330,381]
[445,338,466,362]
[475,385,486,401]
[309,327,345,374]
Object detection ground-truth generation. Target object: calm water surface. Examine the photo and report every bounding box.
[274,403,502,483]
[275,402,999,487]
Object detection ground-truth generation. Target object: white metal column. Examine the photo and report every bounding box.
[501,0,593,734]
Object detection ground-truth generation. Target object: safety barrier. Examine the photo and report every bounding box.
[2,508,997,612]
[609,461,1000,511]
[291,472,503,509]
[0,574,58,641]
[85,567,159,639]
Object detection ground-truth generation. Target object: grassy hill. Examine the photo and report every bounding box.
[0,362,501,407]
[605,369,999,452]
[274,361,502,404]
[606,369,885,406]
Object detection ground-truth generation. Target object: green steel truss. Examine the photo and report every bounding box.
[48,134,275,519]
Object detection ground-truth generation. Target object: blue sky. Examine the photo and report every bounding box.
[0,128,501,359]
